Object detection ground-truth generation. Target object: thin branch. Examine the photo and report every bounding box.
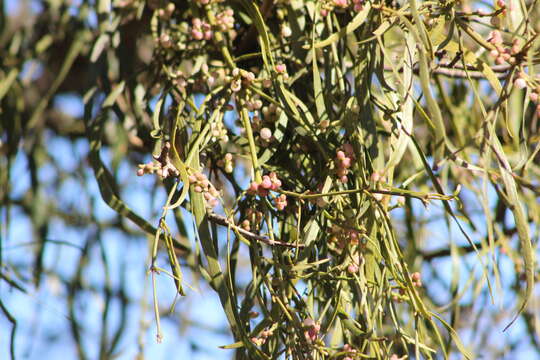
[207,212,305,248]
[384,63,513,79]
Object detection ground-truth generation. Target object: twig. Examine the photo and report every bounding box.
[207,213,305,248]
[384,63,512,79]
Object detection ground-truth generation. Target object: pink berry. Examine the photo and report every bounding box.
[343,143,354,157]
[275,64,286,73]
[248,181,259,193]
[341,157,351,168]
[347,263,358,273]
[261,176,272,189]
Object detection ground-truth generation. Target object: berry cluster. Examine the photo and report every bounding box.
[247,173,288,210]
[346,252,362,274]
[342,344,358,360]
[335,144,355,183]
[247,173,282,197]
[320,0,364,16]
[411,272,422,287]
[529,86,540,117]
[351,0,364,11]
[189,171,220,208]
[157,3,175,20]
[158,32,173,49]
[487,30,520,65]
[275,194,287,211]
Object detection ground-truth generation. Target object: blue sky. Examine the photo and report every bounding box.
[1,0,540,359]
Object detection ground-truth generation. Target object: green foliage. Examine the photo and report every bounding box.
[1,0,540,359]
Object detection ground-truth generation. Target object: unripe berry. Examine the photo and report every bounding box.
[281,26,292,38]
[261,176,272,189]
[260,127,272,140]
[514,77,527,89]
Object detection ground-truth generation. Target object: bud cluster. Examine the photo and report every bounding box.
[210,120,229,143]
[137,142,179,179]
[370,171,386,201]
[191,18,212,41]
[169,69,188,92]
[230,68,255,93]
[261,103,279,120]
[241,208,264,231]
[216,153,234,173]
[303,318,321,343]
[215,9,234,32]
[251,328,274,346]
[329,225,364,250]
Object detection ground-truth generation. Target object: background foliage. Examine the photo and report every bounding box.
[1,0,540,359]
